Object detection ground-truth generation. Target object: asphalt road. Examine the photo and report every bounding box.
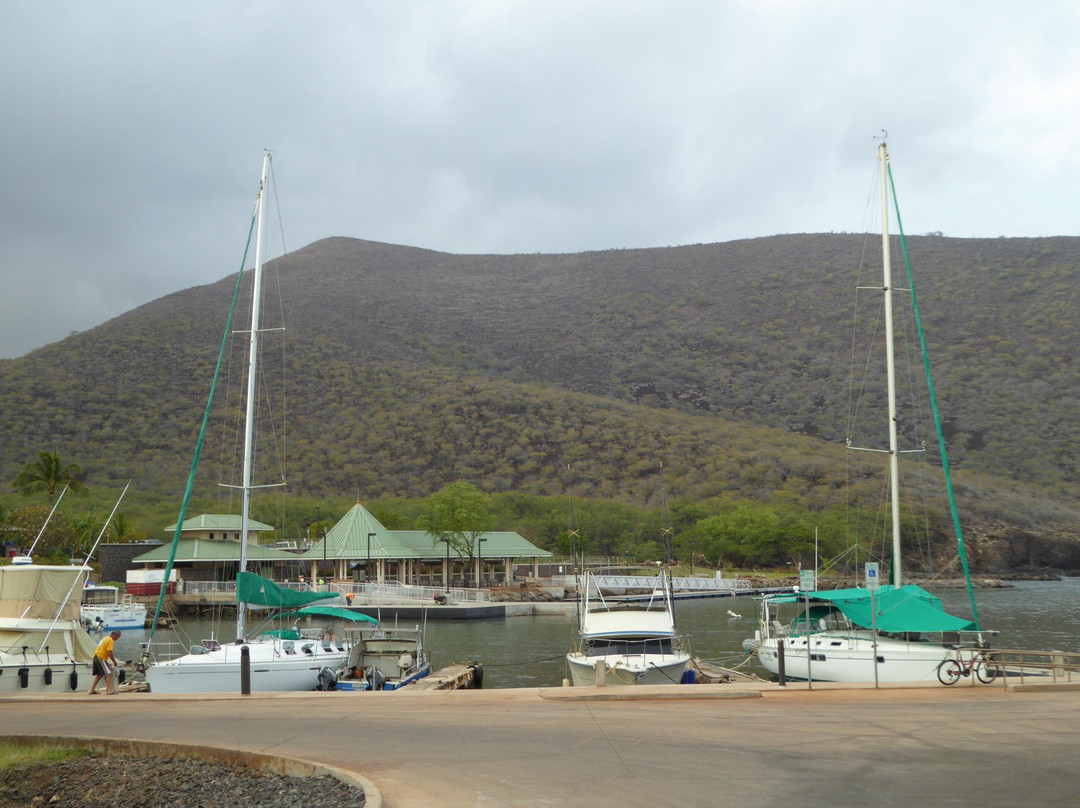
[3,683,1078,807]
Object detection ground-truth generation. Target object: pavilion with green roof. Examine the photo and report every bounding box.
[301,502,551,587]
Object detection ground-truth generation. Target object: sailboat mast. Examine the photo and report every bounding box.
[879,142,903,586]
[236,151,270,642]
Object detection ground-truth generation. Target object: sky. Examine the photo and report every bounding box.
[2,1,1079,359]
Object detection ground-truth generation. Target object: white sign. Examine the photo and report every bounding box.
[865,562,880,591]
[799,570,816,591]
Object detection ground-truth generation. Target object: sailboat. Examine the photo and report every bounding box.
[744,142,992,683]
[142,153,360,693]
[566,567,691,686]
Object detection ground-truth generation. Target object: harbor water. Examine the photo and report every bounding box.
[111,578,1080,689]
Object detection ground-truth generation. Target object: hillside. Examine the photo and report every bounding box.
[1,234,1078,566]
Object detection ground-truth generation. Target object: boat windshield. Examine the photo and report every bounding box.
[582,638,675,657]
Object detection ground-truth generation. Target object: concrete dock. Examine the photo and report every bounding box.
[3,681,1079,807]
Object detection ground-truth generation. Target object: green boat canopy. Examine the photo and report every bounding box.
[769,584,977,633]
[237,571,338,610]
[288,605,379,624]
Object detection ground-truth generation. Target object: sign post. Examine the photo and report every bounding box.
[799,569,815,689]
[865,562,880,689]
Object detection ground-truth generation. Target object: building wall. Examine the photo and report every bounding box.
[99,542,163,584]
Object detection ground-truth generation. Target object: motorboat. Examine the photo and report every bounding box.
[82,584,147,631]
[0,562,96,694]
[566,568,690,686]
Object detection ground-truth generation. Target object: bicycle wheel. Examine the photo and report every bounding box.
[976,658,999,684]
[937,658,962,685]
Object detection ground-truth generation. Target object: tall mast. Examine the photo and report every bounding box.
[236,151,270,642]
[879,142,903,586]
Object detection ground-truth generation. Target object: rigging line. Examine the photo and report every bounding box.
[479,655,566,667]
[142,202,259,655]
[581,700,636,778]
[888,162,980,630]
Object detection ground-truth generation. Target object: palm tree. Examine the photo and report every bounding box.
[12,450,86,497]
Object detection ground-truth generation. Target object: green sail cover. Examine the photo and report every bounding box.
[290,605,378,624]
[236,571,338,609]
[773,585,976,633]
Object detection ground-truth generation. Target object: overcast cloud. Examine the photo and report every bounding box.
[2,1,1078,358]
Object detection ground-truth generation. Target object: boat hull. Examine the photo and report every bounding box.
[82,605,147,631]
[752,632,953,683]
[0,658,93,694]
[144,638,349,694]
[566,652,690,686]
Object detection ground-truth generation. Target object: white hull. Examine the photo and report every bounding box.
[0,657,93,694]
[144,637,350,694]
[82,604,147,631]
[566,652,690,686]
[752,631,952,683]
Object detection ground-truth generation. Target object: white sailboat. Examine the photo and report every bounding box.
[143,153,354,693]
[566,568,691,686]
[745,142,991,684]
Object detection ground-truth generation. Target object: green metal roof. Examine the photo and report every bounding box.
[164,514,275,533]
[393,530,551,558]
[301,503,416,561]
[133,538,300,564]
[300,504,551,561]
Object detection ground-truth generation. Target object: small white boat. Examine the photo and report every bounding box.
[82,584,147,631]
[0,563,96,694]
[331,624,432,691]
[566,569,691,686]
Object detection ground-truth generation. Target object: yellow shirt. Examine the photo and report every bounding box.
[94,635,115,661]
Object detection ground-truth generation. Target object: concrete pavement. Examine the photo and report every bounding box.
[3,682,1079,807]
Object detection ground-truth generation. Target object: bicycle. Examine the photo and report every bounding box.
[936,648,999,685]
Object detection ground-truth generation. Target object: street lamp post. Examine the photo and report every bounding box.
[476,536,487,587]
[366,532,375,586]
[441,538,451,593]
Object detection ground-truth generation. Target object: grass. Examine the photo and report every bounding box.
[0,739,87,783]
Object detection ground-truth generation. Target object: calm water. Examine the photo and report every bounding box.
[111,578,1080,689]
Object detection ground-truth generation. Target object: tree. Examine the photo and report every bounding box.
[417,482,495,584]
[13,450,86,497]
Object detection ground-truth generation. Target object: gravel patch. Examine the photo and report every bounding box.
[0,753,365,807]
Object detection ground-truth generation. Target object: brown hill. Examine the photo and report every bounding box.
[1,234,1078,556]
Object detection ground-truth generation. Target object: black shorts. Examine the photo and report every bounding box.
[92,657,110,676]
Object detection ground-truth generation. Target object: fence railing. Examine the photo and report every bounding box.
[588,575,751,595]
[986,648,1080,687]
[171,578,490,604]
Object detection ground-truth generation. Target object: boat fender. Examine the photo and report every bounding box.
[43,668,53,686]
[317,667,338,691]
[70,665,79,691]
[681,669,696,685]
[117,668,126,685]
[468,663,484,689]
[18,667,29,689]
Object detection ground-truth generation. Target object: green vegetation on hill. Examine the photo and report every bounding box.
[1,234,1079,572]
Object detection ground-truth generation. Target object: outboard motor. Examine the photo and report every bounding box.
[366,666,386,691]
[317,667,338,691]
